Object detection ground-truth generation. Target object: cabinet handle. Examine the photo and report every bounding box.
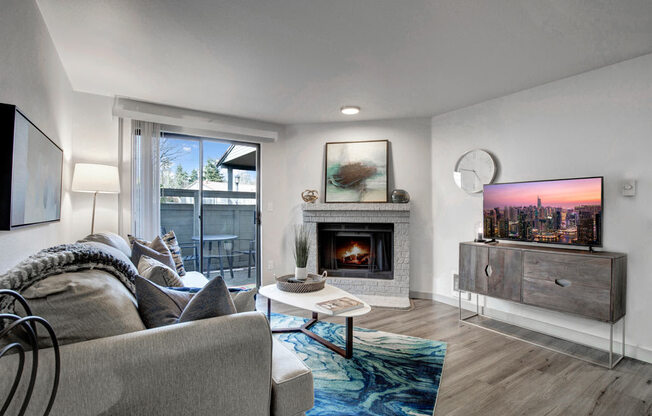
[484,265,492,277]
[554,279,571,288]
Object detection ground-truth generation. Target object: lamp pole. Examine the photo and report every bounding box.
[91,191,98,234]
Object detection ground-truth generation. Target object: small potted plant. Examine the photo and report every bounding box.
[293,225,310,281]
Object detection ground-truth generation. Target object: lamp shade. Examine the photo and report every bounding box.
[72,163,120,193]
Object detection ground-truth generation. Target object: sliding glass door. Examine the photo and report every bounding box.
[159,132,259,288]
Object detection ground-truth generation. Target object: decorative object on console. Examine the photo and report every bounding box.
[391,189,410,203]
[324,140,388,203]
[453,148,496,194]
[473,222,485,242]
[0,103,63,230]
[276,272,327,293]
[71,163,120,234]
[293,225,310,280]
[301,189,319,203]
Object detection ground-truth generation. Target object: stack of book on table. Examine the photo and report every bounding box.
[316,297,364,315]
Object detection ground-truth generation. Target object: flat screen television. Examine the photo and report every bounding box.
[483,177,603,247]
[0,103,63,230]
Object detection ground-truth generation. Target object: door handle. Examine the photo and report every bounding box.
[554,279,571,288]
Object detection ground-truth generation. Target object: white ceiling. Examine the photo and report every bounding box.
[37,0,652,124]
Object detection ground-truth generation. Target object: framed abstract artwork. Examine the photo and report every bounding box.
[0,104,63,230]
[324,140,388,203]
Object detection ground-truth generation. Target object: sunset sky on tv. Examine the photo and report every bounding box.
[483,178,602,210]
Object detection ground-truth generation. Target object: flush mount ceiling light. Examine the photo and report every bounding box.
[340,106,360,115]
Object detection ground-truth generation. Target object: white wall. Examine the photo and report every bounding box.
[430,53,652,361]
[0,0,73,272]
[0,1,120,272]
[69,92,120,237]
[260,118,433,291]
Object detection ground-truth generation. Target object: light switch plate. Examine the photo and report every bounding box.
[622,180,636,197]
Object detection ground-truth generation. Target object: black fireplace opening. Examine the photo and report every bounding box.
[317,223,393,279]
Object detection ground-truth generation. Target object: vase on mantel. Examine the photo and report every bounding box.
[295,267,308,281]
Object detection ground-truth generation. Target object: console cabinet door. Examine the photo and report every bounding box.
[459,244,488,294]
[487,247,522,301]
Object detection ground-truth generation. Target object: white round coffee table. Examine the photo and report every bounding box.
[259,283,371,359]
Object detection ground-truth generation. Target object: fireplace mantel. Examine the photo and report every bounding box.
[302,202,410,212]
[302,202,410,308]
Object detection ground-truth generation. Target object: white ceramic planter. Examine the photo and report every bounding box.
[294,266,308,281]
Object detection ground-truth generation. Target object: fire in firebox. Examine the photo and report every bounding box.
[336,239,371,266]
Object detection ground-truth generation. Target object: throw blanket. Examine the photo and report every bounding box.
[0,243,139,316]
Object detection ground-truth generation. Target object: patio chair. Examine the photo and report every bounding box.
[235,239,256,280]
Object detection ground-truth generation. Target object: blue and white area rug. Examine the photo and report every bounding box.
[271,314,447,416]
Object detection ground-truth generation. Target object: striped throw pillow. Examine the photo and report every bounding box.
[162,230,186,277]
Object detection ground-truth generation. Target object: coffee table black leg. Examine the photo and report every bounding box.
[346,317,353,359]
[270,311,355,359]
[267,298,271,321]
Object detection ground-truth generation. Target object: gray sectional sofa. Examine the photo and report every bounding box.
[0,233,314,416]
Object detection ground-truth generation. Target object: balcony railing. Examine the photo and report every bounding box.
[160,188,256,278]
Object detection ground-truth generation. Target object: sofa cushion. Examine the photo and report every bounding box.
[138,256,184,287]
[136,276,236,328]
[131,237,176,270]
[78,232,132,258]
[17,270,146,347]
[271,338,314,416]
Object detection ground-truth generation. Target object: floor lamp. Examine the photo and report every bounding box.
[72,163,120,234]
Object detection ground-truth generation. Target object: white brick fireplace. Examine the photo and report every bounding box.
[302,203,410,308]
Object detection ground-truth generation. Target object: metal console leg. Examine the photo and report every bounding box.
[459,290,626,369]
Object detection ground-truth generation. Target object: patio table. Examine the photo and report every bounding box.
[192,234,238,279]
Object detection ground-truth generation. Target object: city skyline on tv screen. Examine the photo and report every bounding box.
[483,177,602,246]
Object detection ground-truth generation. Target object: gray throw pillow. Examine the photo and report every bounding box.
[17,270,146,347]
[135,276,236,329]
[178,277,236,323]
[138,256,184,287]
[231,288,257,312]
[129,232,187,277]
[79,232,132,258]
[131,236,176,270]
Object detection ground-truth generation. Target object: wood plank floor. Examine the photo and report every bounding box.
[264,298,652,416]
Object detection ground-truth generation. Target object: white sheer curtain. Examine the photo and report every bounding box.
[131,120,161,239]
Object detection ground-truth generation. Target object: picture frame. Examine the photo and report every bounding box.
[0,104,63,230]
[324,140,389,203]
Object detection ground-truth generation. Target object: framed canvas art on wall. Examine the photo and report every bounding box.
[324,140,388,203]
[0,104,63,230]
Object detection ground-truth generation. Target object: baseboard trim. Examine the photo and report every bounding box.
[410,291,652,364]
